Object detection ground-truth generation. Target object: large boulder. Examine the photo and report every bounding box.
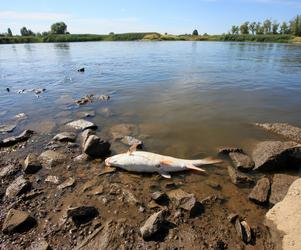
[140,210,166,240]
[256,123,301,144]
[2,209,36,234]
[269,174,298,205]
[249,177,270,204]
[5,176,31,198]
[252,141,301,171]
[83,135,110,158]
[266,178,301,250]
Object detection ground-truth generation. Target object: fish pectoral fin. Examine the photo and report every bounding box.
[157,168,171,179]
[127,143,139,155]
[186,164,206,173]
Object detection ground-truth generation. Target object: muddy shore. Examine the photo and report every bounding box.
[1,93,301,249]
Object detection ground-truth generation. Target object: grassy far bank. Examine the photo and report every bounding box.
[0,32,299,44]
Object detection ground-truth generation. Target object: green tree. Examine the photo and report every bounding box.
[249,22,256,35]
[7,28,12,37]
[192,29,199,36]
[272,21,279,34]
[231,25,239,34]
[290,15,301,36]
[240,22,249,34]
[20,27,29,36]
[51,22,67,34]
[280,22,289,34]
[263,19,272,34]
[255,22,263,35]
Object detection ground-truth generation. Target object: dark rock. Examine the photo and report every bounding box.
[151,191,169,205]
[235,218,252,243]
[0,130,34,147]
[53,132,76,142]
[83,135,110,158]
[75,95,93,105]
[5,176,31,198]
[269,174,298,205]
[67,119,97,131]
[255,123,301,144]
[98,95,110,101]
[249,177,270,204]
[167,189,204,218]
[140,210,166,240]
[67,206,99,226]
[77,110,95,118]
[78,67,85,72]
[6,87,10,92]
[227,166,254,187]
[218,147,244,155]
[0,124,16,133]
[121,136,143,148]
[229,152,254,172]
[0,164,18,179]
[24,153,42,174]
[2,209,36,234]
[252,141,301,171]
[39,150,67,168]
[214,240,226,250]
[80,129,95,147]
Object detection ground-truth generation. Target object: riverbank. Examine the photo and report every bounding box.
[0,90,301,249]
[0,32,297,44]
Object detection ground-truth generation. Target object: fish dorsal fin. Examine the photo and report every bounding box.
[198,157,223,165]
[186,163,206,173]
[157,168,171,179]
[127,143,140,155]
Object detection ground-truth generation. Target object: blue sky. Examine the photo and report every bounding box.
[0,0,300,35]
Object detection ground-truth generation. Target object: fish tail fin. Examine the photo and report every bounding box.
[194,157,223,165]
[186,164,206,172]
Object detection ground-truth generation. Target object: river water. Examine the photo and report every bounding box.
[1,41,301,157]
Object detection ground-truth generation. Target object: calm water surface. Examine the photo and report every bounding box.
[1,41,301,156]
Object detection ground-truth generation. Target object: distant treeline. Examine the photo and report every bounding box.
[230,15,301,36]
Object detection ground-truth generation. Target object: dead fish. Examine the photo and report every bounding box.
[105,144,222,178]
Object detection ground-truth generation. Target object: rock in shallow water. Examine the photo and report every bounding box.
[252,141,301,171]
[0,124,16,133]
[248,177,270,205]
[255,123,301,144]
[2,209,36,234]
[0,164,18,179]
[0,130,34,147]
[266,178,301,250]
[83,135,110,158]
[67,119,97,131]
[269,174,298,205]
[121,136,143,148]
[227,166,254,187]
[53,132,76,142]
[229,152,254,172]
[235,218,252,243]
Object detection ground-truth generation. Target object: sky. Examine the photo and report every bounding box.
[0,0,300,35]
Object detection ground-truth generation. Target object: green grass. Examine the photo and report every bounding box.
[0,33,298,44]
